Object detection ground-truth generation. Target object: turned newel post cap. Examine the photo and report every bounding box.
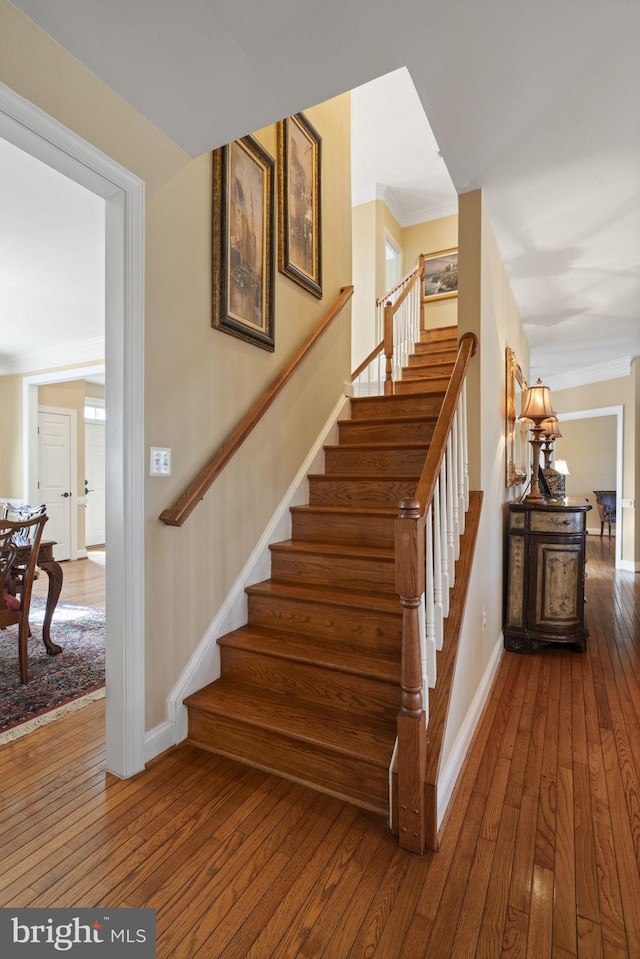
[399,498,421,518]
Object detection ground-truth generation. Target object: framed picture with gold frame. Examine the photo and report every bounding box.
[422,248,458,301]
[506,346,528,486]
[277,112,322,298]
[212,135,275,351]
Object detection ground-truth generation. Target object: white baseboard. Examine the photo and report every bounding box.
[143,392,350,762]
[437,632,504,829]
[618,560,640,573]
[144,721,175,764]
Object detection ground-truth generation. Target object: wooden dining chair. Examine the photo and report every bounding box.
[0,513,48,683]
[2,504,47,600]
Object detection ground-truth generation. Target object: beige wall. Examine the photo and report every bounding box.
[1,1,353,729]
[556,416,617,526]
[0,373,24,495]
[442,189,530,767]
[403,213,458,332]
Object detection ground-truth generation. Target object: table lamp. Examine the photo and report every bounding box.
[519,379,554,503]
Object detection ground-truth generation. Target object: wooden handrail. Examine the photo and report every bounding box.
[159,285,354,527]
[412,332,478,519]
[351,339,384,382]
[375,264,420,307]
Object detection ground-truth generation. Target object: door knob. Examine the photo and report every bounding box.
[61,491,71,498]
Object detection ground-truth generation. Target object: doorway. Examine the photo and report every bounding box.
[1,81,145,777]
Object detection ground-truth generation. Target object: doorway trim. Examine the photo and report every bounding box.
[559,405,623,570]
[1,81,146,778]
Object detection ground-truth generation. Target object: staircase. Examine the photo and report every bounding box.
[185,326,458,818]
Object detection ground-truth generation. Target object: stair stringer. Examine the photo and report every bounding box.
[164,392,350,746]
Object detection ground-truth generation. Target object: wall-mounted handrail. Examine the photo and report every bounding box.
[394,331,478,853]
[160,285,354,527]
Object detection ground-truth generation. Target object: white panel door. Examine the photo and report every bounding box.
[85,421,106,546]
[38,409,72,561]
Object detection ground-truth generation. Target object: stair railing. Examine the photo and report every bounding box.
[394,331,478,854]
[160,286,354,527]
[352,258,426,397]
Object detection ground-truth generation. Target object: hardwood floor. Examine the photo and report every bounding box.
[1,536,639,957]
[32,547,105,609]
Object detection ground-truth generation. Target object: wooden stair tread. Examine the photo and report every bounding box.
[218,624,399,680]
[323,442,428,451]
[246,578,403,614]
[338,413,438,427]
[308,472,420,481]
[290,504,401,518]
[269,539,394,561]
[185,680,396,766]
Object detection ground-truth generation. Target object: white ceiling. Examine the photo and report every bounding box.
[6,0,640,387]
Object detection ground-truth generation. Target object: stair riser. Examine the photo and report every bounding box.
[420,327,457,345]
[350,394,444,419]
[338,419,436,445]
[220,647,400,715]
[400,368,451,386]
[394,379,447,396]
[291,509,395,548]
[247,592,402,648]
[406,356,455,374]
[270,549,395,594]
[308,476,417,508]
[187,710,389,813]
[324,445,427,475]
[412,345,457,360]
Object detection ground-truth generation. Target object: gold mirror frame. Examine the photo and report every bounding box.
[506,347,527,486]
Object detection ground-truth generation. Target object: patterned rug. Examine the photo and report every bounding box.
[0,595,105,744]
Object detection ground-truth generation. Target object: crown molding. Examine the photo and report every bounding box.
[0,336,105,376]
[352,183,458,228]
[543,356,633,393]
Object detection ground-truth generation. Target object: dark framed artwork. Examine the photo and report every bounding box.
[277,112,322,298]
[422,248,458,301]
[212,135,275,351]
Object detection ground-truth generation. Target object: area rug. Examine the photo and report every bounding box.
[0,595,105,744]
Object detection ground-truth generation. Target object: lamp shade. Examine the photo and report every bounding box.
[540,414,563,439]
[519,379,554,423]
[554,459,570,475]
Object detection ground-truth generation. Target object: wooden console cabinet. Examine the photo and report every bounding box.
[505,502,590,654]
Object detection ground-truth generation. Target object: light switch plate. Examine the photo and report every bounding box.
[150,447,172,476]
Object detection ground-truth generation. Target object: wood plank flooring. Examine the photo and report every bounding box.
[1,536,639,957]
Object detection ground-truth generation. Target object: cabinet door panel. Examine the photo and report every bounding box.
[530,538,584,629]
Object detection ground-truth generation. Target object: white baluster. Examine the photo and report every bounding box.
[451,412,461,552]
[462,380,469,510]
[456,399,466,534]
[424,504,436,688]
[445,435,456,584]
[439,461,450,619]
[433,476,444,648]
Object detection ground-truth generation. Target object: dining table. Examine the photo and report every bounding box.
[12,539,64,655]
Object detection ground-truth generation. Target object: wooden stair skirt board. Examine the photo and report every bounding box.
[185,325,475,827]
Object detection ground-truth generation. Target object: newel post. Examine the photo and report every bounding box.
[395,498,427,854]
[384,301,394,395]
[418,255,426,333]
